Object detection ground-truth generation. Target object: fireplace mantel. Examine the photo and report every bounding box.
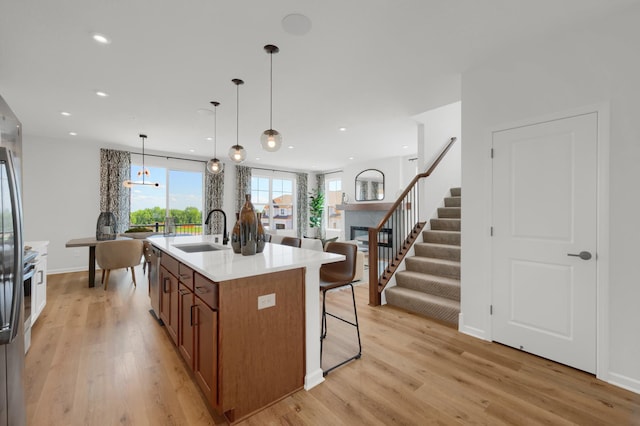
[336,203,394,212]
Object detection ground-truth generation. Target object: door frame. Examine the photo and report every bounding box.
[484,102,610,380]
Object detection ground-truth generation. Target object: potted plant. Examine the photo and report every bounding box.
[309,188,325,239]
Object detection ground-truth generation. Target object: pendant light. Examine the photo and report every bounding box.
[206,101,223,174]
[260,44,282,152]
[123,134,159,187]
[228,78,247,163]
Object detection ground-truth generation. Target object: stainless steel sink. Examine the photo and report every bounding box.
[173,243,228,253]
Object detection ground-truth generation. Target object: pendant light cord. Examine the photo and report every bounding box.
[213,105,217,157]
[141,135,146,184]
[236,82,240,148]
[269,50,273,129]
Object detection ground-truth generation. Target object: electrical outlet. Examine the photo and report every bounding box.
[258,293,276,310]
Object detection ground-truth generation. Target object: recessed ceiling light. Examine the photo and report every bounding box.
[402,145,408,149]
[92,33,111,44]
[205,137,213,141]
[282,14,312,36]
[189,149,195,153]
[60,111,71,116]
[348,157,354,160]
[95,91,109,97]
[339,127,347,132]
[255,157,261,161]
[288,145,294,149]
[69,132,77,136]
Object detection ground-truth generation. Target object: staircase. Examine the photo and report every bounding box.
[384,187,461,326]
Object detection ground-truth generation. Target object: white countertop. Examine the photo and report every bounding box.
[147,235,343,282]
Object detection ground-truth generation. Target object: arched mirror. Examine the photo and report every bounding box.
[355,169,384,201]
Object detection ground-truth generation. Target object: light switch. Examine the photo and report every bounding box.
[258,293,276,310]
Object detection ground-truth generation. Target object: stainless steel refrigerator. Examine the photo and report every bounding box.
[0,95,26,426]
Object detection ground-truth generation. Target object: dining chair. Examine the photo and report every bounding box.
[95,239,144,291]
[319,241,361,376]
[280,236,302,248]
[142,240,153,275]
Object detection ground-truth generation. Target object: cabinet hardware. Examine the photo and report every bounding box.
[163,276,170,293]
[195,286,207,294]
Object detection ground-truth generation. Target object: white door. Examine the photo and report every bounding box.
[492,112,597,374]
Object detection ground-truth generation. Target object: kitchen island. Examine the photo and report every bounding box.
[147,235,343,423]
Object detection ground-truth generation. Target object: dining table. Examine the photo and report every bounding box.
[65,236,132,287]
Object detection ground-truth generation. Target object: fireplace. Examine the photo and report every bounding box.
[350,226,392,247]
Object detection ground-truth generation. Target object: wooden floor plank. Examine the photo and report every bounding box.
[25,270,640,425]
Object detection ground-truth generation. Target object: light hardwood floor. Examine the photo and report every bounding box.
[26,268,640,425]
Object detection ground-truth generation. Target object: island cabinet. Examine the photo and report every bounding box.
[215,267,305,423]
[159,254,181,345]
[154,251,305,424]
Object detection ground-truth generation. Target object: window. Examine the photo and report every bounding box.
[325,177,342,231]
[251,175,295,232]
[129,164,203,234]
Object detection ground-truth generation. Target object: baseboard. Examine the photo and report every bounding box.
[304,368,325,390]
[458,313,491,341]
[606,372,640,395]
[48,266,89,275]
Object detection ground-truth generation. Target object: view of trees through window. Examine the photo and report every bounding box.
[251,175,295,232]
[129,165,203,234]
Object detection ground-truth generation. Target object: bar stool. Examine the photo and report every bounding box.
[320,242,361,375]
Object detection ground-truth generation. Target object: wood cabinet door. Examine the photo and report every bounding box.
[178,283,194,368]
[160,266,179,345]
[194,298,217,408]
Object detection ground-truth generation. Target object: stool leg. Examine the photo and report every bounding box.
[322,283,362,376]
[320,289,327,366]
[350,284,362,357]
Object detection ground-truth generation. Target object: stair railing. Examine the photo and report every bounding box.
[368,137,457,306]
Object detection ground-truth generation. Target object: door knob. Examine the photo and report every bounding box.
[567,251,592,260]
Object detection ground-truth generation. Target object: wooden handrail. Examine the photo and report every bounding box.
[374,137,456,230]
[368,136,457,306]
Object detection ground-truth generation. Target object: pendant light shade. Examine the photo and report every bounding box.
[123,134,159,187]
[260,44,282,152]
[229,78,247,163]
[206,101,223,175]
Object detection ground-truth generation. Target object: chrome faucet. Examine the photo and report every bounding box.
[204,209,228,245]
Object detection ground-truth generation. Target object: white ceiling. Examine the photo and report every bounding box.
[1,0,636,172]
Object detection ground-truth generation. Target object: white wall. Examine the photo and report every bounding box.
[414,101,462,221]
[23,135,101,272]
[461,6,640,392]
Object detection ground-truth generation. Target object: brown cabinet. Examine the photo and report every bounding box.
[178,283,194,368]
[194,296,217,408]
[154,250,305,424]
[159,265,179,345]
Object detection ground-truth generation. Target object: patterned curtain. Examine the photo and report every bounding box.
[316,173,326,237]
[235,165,252,214]
[296,172,308,238]
[99,148,131,233]
[204,168,225,235]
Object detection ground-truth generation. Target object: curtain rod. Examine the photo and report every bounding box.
[250,166,303,174]
[323,169,343,175]
[130,151,206,164]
